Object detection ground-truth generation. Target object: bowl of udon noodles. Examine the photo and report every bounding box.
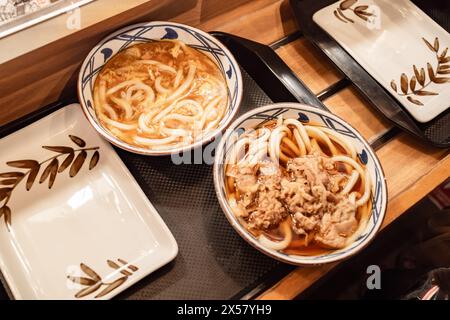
[78,22,242,155]
[213,103,387,265]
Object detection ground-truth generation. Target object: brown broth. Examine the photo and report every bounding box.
[93,40,228,149]
[225,122,372,256]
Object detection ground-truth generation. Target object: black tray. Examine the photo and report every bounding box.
[291,0,450,148]
[0,33,329,300]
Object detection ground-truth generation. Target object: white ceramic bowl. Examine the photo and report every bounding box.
[78,21,243,155]
[213,103,387,265]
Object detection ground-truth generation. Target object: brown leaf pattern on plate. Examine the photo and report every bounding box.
[0,135,99,231]
[407,96,424,106]
[89,151,100,170]
[340,0,357,10]
[0,172,24,178]
[390,37,450,106]
[334,10,348,23]
[390,80,397,92]
[69,151,87,178]
[42,146,74,154]
[39,158,57,185]
[59,152,75,173]
[75,282,102,298]
[334,0,374,24]
[6,160,39,169]
[67,276,98,286]
[80,263,101,282]
[95,277,127,298]
[0,179,17,186]
[0,188,12,203]
[410,76,417,92]
[400,73,408,94]
[336,7,354,23]
[107,260,121,269]
[419,68,426,86]
[68,259,139,299]
[69,135,86,148]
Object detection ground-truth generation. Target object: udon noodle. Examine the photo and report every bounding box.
[93,40,228,150]
[225,116,372,256]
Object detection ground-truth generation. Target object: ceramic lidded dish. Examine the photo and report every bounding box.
[213,103,387,266]
[78,21,243,155]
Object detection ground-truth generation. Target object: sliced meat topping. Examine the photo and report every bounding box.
[228,154,360,249]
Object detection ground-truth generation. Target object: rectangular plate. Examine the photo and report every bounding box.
[313,0,450,123]
[0,104,178,300]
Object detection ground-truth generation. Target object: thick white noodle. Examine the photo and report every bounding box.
[247,130,270,165]
[284,118,311,153]
[321,127,357,160]
[341,170,359,195]
[248,128,271,156]
[228,137,250,165]
[355,169,371,207]
[331,155,371,207]
[151,100,179,123]
[136,60,177,74]
[269,126,289,162]
[102,103,119,121]
[165,64,196,102]
[163,113,196,123]
[109,96,133,120]
[138,113,156,134]
[204,99,227,131]
[107,80,144,96]
[132,82,155,105]
[176,99,203,118]
[305,126,338,155]
[198,97,222,130]
[96,80,118,120]
[155,77,171,94]
[344,194,370,247]
[100,115,137,131]
[127,89,143,101]
[134,135,181,146]
[194,97,217,130]
[258,221,292,251]
[174,68,183,88]
[237,130,270,166]
[248,145,269,164]
[283,121,306,155]
[160,125,190,138]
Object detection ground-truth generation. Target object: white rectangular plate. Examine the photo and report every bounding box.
[0,104,178,300]
[313,0,450,122]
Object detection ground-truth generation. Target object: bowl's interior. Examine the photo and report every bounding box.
[215,104,387,265]
[78,22,242,154]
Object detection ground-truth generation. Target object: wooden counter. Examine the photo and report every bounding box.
[1,0,449,299]
[201,0,450,299]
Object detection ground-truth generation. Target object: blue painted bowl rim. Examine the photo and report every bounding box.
[77,21,243,156]
[213,103,388,266]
